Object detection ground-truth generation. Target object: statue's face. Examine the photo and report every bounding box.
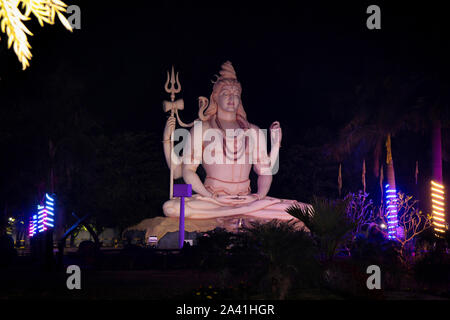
[217,85,240,113]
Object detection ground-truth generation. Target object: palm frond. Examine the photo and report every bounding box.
[21,0,50,26]
[286,197,355,261]
[20,0,71,28]
[0,0,72,69]
[0,0,33,69]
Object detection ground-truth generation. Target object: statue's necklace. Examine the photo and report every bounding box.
[215,117,248,162]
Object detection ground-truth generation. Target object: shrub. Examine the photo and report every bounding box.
[192,228,235,269]
[286,197,355,262]
[242,221,322,298]
[413,246,450,295]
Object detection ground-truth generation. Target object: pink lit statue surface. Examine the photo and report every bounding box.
[162,61,310,220]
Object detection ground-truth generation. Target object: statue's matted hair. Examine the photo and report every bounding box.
[198,61,248,124]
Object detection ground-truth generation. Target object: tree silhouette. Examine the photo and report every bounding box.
[326,68,424,196]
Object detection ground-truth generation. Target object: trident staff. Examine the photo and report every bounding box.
[163,66,183,199]
[163,66,204,199]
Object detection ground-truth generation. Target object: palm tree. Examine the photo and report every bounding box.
[247,221,320,299]
[326,68,426,240]
[412,81,449,180]
[327,69,423,195]
[403,74,450,236]
[286,197,355,263]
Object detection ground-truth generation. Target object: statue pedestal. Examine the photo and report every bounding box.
[126,215,276,245]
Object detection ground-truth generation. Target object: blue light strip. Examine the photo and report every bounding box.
[36,193,56,234]
[29,214,38,237]
[385,184,398,240]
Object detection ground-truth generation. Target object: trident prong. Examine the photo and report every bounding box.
[165,66,181,102]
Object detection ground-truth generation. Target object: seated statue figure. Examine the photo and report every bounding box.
[162,61,309,221]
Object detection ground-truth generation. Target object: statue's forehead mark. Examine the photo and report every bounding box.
[220,85,240,94]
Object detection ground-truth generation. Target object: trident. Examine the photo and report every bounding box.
[163,66,197,247]
[163,66,184,199]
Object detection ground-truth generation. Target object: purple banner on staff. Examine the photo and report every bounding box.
[173,184,192,197]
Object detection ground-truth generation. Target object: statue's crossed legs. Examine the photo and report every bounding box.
[163,194,311,221]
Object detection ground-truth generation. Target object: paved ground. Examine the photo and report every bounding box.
[1,268,228,299]
[1,249,449,300]
[2,268,448,300]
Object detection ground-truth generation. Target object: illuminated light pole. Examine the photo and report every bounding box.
[37,204,46,233]
[37,193,55,233]
[431,119,446,238]
[385,184,398,240]
[29,193,56,269]
[173,184,192,249]
[29,215,38,238]
[430,181,446,235]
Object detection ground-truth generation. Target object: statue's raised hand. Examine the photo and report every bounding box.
[270,121,282,147]
[163,115,176,140]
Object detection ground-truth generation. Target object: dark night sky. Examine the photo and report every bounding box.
[0,0,449,200]
[2,1,448,134]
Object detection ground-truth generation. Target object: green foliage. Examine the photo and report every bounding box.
[189,222,322,299]
[0,234,17,268]
[350,236,402,273]
[193,228,235,269]
[243,221,317,272]
[273,126,337,201]
[86,132,168,231]
[242,221,322,298]
[189,283,251,300]
[328,70,424,161]
[344,191,376,235]
[0,215,7,236]
[413,243,450,294]
[286,197,355,262]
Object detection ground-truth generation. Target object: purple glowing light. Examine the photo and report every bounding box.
[385,184,398,240]
[29,193,55,237]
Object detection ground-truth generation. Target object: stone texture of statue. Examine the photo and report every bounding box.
[161,61,310,221]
